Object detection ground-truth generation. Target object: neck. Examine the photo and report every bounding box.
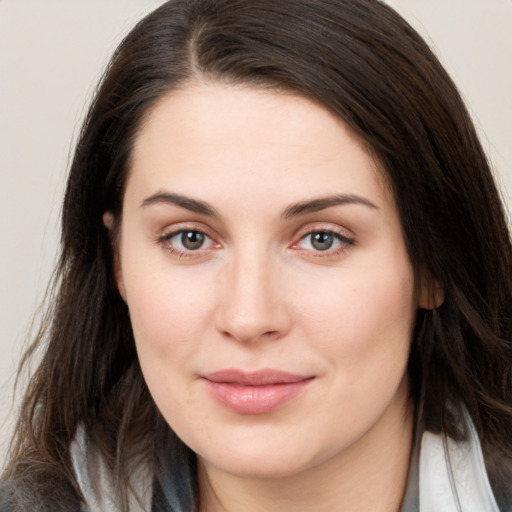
[198,396,414,512]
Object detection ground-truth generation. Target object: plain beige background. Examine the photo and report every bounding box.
[1,1,511,463]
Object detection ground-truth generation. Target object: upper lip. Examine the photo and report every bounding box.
[202,369,312,386]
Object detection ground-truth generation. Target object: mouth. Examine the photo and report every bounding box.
[201,369,314,415]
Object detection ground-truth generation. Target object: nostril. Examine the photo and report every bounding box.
[219,327,281,344]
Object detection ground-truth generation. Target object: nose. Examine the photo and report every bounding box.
[215,251,292,344]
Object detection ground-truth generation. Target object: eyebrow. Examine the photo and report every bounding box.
[141,191,377,219]
[282,194,378,218]
[141,191,219,217]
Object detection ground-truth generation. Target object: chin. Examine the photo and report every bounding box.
[194,431,329,480]
[201,451,313,480]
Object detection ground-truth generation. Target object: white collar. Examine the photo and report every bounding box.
[401,410,500,512]
[70,425,152,512]
[417,413,499,511]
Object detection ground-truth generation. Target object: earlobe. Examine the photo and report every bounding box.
[418,277,444,310]
[103,211,115,231]
[103,211,127,302]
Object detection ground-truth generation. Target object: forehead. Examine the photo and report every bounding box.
[127,83,392,210]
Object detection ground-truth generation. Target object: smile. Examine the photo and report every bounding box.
[201,369,314,415]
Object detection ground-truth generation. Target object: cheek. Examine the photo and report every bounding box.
[293,254,417,371]
[289,260,416,442]
[122,265,217,417]
[121,252,218,358]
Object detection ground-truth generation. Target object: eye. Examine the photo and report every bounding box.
[306,232,338,251]
[160,229,216,254]
[177,230,207,250]
[295,230,353,253]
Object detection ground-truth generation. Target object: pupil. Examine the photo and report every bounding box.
[311,232,333,251]
[181,231,205,250]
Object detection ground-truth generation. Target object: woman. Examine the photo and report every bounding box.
[2,0,512,510]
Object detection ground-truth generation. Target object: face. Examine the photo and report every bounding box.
[115,83,426,481]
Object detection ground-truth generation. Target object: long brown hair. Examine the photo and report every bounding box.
[3,1,512,510]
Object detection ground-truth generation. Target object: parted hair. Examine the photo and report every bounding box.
[3,1,512,510]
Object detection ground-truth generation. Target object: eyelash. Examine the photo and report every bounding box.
[157,226,218,258]
[292,229,355,257]
[156,226,355,259]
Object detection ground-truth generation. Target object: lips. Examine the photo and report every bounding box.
[201,369,314,415]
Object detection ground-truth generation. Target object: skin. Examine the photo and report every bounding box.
[111,83,436,511]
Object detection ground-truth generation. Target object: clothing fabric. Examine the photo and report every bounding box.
[70,427,152,511]
[69,414,504,512]
[399,410,501,511]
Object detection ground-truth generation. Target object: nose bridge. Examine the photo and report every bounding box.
[216,243,289,343]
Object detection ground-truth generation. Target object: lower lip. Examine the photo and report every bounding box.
[203,379,313,415]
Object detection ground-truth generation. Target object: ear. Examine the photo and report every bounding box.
[103,212,127,302]
[418,273,444,310]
